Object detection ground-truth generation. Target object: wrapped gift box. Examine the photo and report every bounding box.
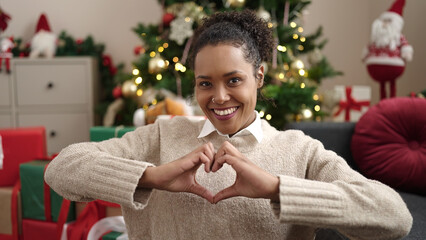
[0,186,21,240]
[22,219,73,240]
[333,86,371,122]
[20,160,75,222]
[90,126,136,142]
[0,127,47,186]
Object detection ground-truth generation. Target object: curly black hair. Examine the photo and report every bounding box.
[189,10,273,76]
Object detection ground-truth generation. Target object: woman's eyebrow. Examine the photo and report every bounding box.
[223,70,242,77]
[195,75,211,80]
[196,70,243,80]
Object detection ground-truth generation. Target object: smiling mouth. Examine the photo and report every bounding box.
[213,107,238,116]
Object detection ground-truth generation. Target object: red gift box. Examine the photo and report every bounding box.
[0,127,47,186]
[22,219,74,240]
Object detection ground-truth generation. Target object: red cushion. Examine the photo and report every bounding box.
[351,97,426,195]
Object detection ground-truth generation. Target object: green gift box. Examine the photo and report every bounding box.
[102,231,124,240]
[90,126,136,142]
[20,160,75,222]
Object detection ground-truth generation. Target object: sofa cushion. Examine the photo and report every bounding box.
[351,97,426,195]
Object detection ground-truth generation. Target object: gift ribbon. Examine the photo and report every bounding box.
[11,180,21,240]
[44,164,53,222]
[0,136,4,170]
[334,87,370,121]
[55,199,71,240]
[114,125,125,138]
[43,161,73,240]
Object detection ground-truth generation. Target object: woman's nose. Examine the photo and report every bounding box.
[213,87,230,104]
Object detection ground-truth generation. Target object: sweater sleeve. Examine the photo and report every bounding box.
[44,122,161,210]
[273,133,412,240]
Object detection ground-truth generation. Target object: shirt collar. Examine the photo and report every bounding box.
[197,111,263,143]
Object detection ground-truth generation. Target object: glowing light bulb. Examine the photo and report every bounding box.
[135,77,143,84]
[156,74,162,80]
[300,82,306,88]
[290,22,297,28]
[259,111,265,118]
[132,69,140,75]
[149,51,156,58]
[136,89,143,96]
[266,114,272,120]
[302,109,312,119]
[314,105,321,111]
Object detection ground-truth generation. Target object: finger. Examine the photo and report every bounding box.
[213,185,238,204]
[219,141,242,158]
[189,184,214,204]
[199,152,212,173]
[211,153,227,172]
[205,142,215,160]
[216,141,229,158]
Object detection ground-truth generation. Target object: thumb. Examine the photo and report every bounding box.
[189,184,214,204]
[213,186,238,204]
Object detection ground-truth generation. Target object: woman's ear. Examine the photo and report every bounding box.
[257,65,264,88]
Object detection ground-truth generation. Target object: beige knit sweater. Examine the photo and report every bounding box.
[45,117,412,240]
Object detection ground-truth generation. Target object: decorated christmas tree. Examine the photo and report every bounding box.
[108,0,342,128]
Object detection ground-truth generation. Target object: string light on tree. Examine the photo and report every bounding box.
[135,76,143,85]
[132,68,140,75]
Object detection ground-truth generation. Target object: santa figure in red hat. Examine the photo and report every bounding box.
[0,8,13,73]
[29,13,57,58]
[362,0,413,100]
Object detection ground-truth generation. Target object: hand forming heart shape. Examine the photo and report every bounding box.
[139,141,280,204]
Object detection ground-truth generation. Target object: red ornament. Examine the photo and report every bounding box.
[162,13,175,27]
[133,45,145,56]
[112,86,122,99]
[76,39,83,45]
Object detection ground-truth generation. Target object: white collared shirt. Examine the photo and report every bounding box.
[197,111,263,143]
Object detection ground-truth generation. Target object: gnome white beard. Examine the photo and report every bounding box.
[371,18,401,51]
[30,30,57,58]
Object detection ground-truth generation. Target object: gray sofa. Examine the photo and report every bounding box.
[285,122,425,240]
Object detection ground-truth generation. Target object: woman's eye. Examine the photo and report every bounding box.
[228,78,241,85]
[198,81,211,88]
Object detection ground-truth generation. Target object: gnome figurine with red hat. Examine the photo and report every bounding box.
[362,0,413,100]
[0,8,13,73]
[29,13,57,58]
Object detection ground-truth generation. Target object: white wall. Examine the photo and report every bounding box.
[1,0,424,105]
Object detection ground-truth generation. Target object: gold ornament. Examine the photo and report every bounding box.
[148,54,166,74]
[121,80,138,98]
[257,6,271,22]
[227,0,245,8]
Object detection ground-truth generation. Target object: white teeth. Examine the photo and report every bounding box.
[214,107,237,116]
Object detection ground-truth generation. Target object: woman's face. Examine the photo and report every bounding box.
[194,44,263,135]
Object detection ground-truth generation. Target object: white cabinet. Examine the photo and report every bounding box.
[0,57,98,154]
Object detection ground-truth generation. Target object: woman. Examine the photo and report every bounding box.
[45,10,412,240]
